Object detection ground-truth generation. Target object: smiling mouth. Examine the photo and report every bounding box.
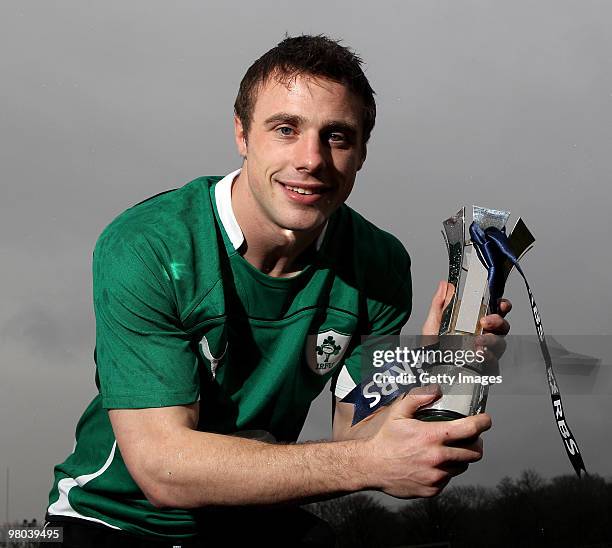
[284,184,315,195]
[279,182,331,196]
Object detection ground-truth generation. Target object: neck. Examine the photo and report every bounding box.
[231,168,324,278]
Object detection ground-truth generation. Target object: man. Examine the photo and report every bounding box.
[46,35,510,546]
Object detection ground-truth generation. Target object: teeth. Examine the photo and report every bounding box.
[285,185,314,195]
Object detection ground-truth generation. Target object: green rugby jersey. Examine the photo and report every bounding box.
[47,169,412,539]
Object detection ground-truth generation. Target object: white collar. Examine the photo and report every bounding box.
[214,168,244,250]
[214,168,328,252]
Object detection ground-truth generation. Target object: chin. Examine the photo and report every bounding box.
[278,217,326,234]
[280,223,320,234]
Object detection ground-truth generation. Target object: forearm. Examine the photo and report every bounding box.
[146,429,371,509]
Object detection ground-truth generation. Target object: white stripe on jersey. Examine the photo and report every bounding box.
[48,441,120,529]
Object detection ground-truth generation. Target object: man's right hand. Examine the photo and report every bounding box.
[359,385,491,499]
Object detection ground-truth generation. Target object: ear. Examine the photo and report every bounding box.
[234,115,248,157]
[357,143,367,172]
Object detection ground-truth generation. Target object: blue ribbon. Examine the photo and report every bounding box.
[468,222,587,477]
[469,223,513,315]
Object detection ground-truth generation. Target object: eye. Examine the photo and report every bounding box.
[276,126,295,137]
[328,132,347,143]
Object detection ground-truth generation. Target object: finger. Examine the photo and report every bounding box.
[476,333,507,358]
[498,299,512,317]
[434,413,492,444]
[392,384,442,419]
[421,281,447,336]
[422,281,455,336]
[432,471,453,489]
[439,462,469,477]
[447,436,484,454]
[438,445,484,465]
[480,314,510,335]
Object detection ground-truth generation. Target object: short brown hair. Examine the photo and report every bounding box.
[234,34,376,144]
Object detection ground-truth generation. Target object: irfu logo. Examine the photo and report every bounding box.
[306,329,352,376]
[317,336,341,363]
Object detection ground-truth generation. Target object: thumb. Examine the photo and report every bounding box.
[391,384,442,419]
[422,281,455,336]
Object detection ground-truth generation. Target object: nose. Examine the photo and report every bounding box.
[294,131,327,174]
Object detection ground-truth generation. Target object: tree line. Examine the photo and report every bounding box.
[307,470,612,548]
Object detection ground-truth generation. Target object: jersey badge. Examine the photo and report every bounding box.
[306,329,352,375]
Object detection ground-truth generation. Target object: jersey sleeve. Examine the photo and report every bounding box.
[93,230,200,409]
[332,253,412,400]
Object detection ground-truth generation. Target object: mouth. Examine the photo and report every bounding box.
[276,180,332,205]
[283,184,317,195]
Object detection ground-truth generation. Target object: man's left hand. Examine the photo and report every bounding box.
[422,280,511,338]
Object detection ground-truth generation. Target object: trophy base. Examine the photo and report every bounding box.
[413,364,489,420]
[414,409,466,422]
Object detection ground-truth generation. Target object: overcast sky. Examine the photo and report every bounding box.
[1,0,611,522]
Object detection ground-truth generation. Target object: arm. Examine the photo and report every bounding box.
[110,388,490,509]
[110,401,367,509]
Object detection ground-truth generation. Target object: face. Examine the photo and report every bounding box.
[234,73,367,235]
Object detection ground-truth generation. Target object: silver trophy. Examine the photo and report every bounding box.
[415,206,535,421]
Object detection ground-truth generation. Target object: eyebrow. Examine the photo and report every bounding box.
[263,112,306,127]
[263,112,359,135]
